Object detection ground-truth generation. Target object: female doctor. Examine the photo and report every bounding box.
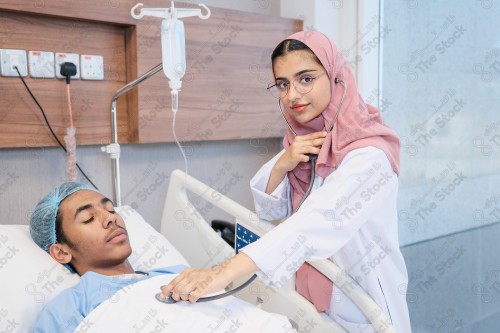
[162,30,412,332]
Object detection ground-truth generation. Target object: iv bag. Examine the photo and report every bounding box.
[161,19,186,91]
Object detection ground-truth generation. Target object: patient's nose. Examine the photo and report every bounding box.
[102,210,117,228]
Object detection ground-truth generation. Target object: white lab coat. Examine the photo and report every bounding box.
[241,146,412,333]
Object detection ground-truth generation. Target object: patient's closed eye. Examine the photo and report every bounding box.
[103,199,116,214]
[83,216,94,224]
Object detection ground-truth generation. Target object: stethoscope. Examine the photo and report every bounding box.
[156,274,257,304]
[155,77,347,305]
[279,77,347,212]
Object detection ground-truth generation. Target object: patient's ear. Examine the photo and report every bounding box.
[49,243,73,264]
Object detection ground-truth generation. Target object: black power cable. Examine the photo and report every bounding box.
[13,66,98,190]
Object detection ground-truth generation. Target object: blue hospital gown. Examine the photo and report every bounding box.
[30,266,185,333]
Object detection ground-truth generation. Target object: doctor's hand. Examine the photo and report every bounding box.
[266,131,327,194]
[279,131,327,171]
[160,252,258,303]
[160,267,230,303]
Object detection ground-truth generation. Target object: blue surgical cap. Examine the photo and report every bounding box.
[29,182,97,253]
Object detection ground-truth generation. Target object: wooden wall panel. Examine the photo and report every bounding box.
[0,0,135,25]
[0,9,129,148]
[0,1,302,148]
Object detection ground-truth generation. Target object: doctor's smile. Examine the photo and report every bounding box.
[290,103,310,113]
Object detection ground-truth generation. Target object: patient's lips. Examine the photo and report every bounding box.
[106,228,127,243]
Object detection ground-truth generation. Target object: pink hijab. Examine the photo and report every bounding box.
[278,31,400,312]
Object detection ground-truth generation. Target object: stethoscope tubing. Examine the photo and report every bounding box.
[156,274,258,304]
[279,78,347,213]
[294,154,318,213]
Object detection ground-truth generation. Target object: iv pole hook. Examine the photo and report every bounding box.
[131,2,211,20]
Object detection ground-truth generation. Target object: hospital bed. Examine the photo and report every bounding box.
[0,170,395,333]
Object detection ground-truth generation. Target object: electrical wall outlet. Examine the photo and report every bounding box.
[28,51,55,78]
[1,49,103,80]
[80,54,104,80]
[0,49,28,77]
[55,52,80,79]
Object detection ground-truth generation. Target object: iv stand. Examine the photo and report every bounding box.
[101,63,163,207]
[103,1,211,206]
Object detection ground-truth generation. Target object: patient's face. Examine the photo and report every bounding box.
[58,190,132,273]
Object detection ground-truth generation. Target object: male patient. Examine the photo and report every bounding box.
[29,182,183,333]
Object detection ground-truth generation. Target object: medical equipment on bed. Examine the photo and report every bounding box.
[272,77,347,211]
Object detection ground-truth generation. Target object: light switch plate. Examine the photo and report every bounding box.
[28,51,55,78]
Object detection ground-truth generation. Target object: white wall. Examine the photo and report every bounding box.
[280,0,380,105]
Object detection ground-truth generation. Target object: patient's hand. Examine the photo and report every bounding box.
[160,252,258,303]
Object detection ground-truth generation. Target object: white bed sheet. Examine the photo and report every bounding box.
[75,274,294,333]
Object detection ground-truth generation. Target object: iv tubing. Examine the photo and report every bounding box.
[171,90,188,177]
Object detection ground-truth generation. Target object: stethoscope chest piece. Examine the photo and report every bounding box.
[155,292,178,304]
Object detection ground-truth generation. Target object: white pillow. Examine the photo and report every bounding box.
[117,205,189,269]
[0,205,188,333]
[0,224,79,333]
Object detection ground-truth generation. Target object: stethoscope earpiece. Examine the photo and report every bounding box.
[335,77,345,85]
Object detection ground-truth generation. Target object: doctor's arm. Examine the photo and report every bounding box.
[242,147,398,286]
[160,252,258,303]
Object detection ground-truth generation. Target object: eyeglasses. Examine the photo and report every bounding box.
[267,72,326,99]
